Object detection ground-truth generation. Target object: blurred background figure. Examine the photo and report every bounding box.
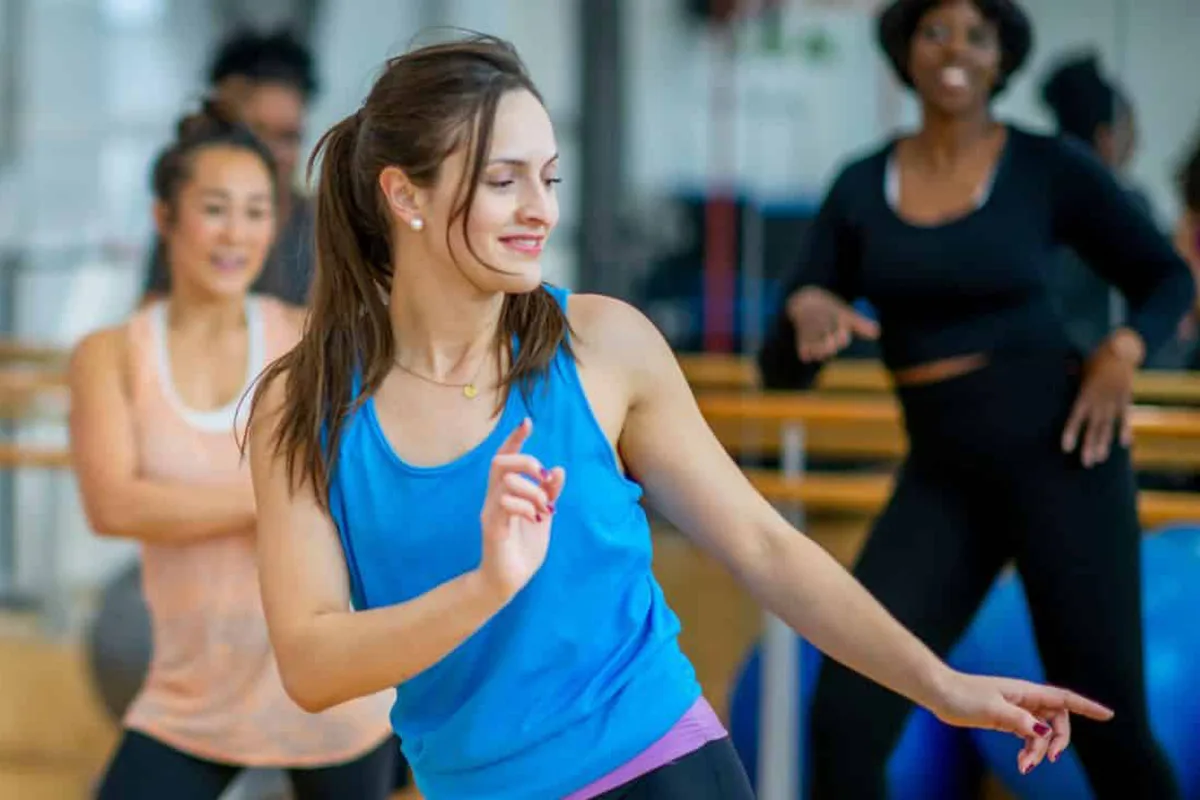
[142,27,319,308]
[1038,51,1161,363]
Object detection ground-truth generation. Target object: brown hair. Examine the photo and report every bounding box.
[243,33,570,509]
[152,96,278,211]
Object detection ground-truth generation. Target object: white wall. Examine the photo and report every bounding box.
[9,0,219,600]
[626,0,1200,227]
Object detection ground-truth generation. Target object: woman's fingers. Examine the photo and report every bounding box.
[502,472,551,515]
[490,453,545,484]
[1017,724,1051,775]
[1045,709,1072,763]
[1085,401,1125,466]
[498,494,540,524]
[1061,394,1089,453]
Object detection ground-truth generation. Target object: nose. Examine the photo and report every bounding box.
[223,211,257,245]
[517,179,557,229]
[943,31,971,60]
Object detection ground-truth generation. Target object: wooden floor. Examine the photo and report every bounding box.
[0,513,1012,799]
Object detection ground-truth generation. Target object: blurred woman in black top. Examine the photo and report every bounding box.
[757,1,1192,797]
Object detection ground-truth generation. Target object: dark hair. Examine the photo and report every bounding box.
[1040,52,1126,145]
[1180,135,1200,212]
[150,97,278,210]
[244,33,572,509]
[208,28,319,101]
[877,0,1033,95]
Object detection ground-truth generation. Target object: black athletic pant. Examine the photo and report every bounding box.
[95,729,397,800]
[595,737,755,799]
[808,352,1179,800]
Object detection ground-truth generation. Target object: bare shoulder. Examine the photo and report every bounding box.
[564,292,675,377]
[68,324,129,386]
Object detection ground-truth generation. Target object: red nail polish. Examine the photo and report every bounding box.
[547,503,555,513]
[536,514,542,523]
[1034,723,1051,737]
[540,468,550,480]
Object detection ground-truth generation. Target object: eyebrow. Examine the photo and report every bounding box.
[198,188,272,202]
[487,153,559,168]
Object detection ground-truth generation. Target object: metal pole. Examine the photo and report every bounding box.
[0,0,25,610]
[758,422,805,799]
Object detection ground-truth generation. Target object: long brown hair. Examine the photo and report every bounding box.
[243,33,571,509]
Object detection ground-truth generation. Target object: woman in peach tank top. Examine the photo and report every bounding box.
[68,101,396,799]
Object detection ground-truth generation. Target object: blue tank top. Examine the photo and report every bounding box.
[328,285,701,799]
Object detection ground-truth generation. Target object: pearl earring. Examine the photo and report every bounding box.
[410,217,424,232]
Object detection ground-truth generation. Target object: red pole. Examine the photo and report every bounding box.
[703,15,738,353]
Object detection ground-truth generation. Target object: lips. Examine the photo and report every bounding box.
[499,235,545,256]
[211,254,248,273]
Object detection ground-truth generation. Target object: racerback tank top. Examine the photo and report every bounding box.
[328,285,702,799]
[121,295,393,767]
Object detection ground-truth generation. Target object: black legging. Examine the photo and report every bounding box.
[95,729,397,800]
[595,737,754,799]
[808,351,1180,800]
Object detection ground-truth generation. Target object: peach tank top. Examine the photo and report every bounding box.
[121,295,394,767]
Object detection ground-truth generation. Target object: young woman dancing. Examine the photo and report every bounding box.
[244,34,1114,800]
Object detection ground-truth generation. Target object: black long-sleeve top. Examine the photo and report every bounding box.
[758,125,1197,389]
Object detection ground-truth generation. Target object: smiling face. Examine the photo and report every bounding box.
[405,88,561,295]
[157,145,276,298]
[907,0,1003,117]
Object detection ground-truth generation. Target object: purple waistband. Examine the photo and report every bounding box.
[564,697,729,799]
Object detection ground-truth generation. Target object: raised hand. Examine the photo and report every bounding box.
[786,287,880,362]
[930,670,1115,775]
[478,418,566,602]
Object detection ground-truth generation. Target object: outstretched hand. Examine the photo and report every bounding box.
[786,287,880,363]
[931,670,1115,775]
[478,418,566,603]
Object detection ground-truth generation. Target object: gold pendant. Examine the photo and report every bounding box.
[463,384,478,399]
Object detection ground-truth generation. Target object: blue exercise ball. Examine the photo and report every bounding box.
[951,528,1200,799]
[729,637,982,799]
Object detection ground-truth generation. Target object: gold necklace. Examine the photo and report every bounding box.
[393,354,487,399]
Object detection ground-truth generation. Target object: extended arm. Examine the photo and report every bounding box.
[248,373,508,712]
[68,328,257,543]
[579,294,1111,772]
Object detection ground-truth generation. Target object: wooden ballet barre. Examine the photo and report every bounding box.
[739,469,1200,530]
[678,353,1200,404]
[0,340,68,366]
[0,444,71,469]
[697,391,1200,437]
[695,392,1200,472]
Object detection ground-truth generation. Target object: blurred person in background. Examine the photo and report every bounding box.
[143,28,319,307]
[757,1,1192,797]
[72,101,396,800]
[1040,52,1156,359]
[1172,133,1200,366]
